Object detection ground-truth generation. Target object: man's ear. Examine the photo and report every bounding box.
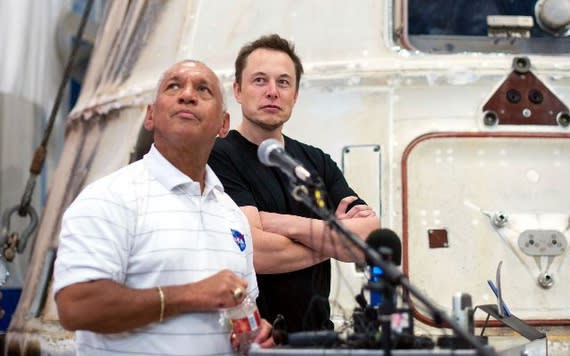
[232,81,242,104]
[218,112,230,138]
[143,104,154,131]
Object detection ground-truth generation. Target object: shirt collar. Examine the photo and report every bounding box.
[143,144,223,194]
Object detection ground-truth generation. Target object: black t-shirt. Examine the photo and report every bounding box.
[208,130,364,332]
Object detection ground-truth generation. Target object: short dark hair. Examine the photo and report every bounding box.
[234,34,304,90]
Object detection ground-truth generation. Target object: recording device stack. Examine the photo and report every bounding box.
[268,229,490,355]
[351,228,434,350]
[270,229,436,351]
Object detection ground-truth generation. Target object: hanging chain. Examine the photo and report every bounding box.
[1,0,94,260]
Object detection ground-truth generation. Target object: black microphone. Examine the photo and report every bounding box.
[287,330,340,347]
[365,228,402,266]
[257,138,313,184]
[365,228,402,307]
[364,228,414,351]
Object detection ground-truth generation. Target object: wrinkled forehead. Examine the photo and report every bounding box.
[161,61,219,86]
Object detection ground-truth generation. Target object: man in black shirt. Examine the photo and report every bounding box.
[209,34,380,332]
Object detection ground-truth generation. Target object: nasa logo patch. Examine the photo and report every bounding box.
[231,229,246,252]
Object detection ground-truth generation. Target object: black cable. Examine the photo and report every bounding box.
[41,0,94,147]
[15,0,94,218]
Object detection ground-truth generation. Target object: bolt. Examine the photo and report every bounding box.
[557,112,570,127]
[492,211,508,227]
[483,111,498,126]
[538,272,554,289]
[522,108,532,118]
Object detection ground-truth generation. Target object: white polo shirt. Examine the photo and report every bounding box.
[54,145,257,356]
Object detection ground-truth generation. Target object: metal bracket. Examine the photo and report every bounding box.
[482,56,570,126]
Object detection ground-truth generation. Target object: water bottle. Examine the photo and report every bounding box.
[225,294,261,355]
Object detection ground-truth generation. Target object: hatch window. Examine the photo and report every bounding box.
[404,0,570,54]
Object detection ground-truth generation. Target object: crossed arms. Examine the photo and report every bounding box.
[243,196,380,274]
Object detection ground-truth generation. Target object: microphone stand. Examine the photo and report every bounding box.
[379,280,395,354]
[290,183,496,356]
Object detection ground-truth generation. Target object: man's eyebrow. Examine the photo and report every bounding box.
[250,71,267,77]
[195,75,218,87]
[249,71,292,79]
[162,73,218,91]
[160,75,181,89]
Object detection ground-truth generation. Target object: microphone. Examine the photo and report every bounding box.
[365,229,402,307]
[363,228,414,350]
[257,138,313,184]
[287,330,340,347]
[365,228,402,266]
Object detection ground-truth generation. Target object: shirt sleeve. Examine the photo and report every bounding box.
[209,139,258,207]
[242,214,259,299]
[53,182,132,295]
[320,151,367,211]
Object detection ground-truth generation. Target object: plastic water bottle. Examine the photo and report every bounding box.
[225,295,261,355]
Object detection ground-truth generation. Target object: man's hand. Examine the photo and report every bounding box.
[335,196,376,219]
[254,318,275,348]
[190,269,249,309]
[231,318,275,353]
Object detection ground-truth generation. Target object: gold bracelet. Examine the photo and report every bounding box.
[157,286,165,323]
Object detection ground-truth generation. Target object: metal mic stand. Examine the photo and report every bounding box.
[289,183,496,356]
[366,265,397,353]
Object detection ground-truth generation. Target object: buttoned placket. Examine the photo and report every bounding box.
[176,181,204,231]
